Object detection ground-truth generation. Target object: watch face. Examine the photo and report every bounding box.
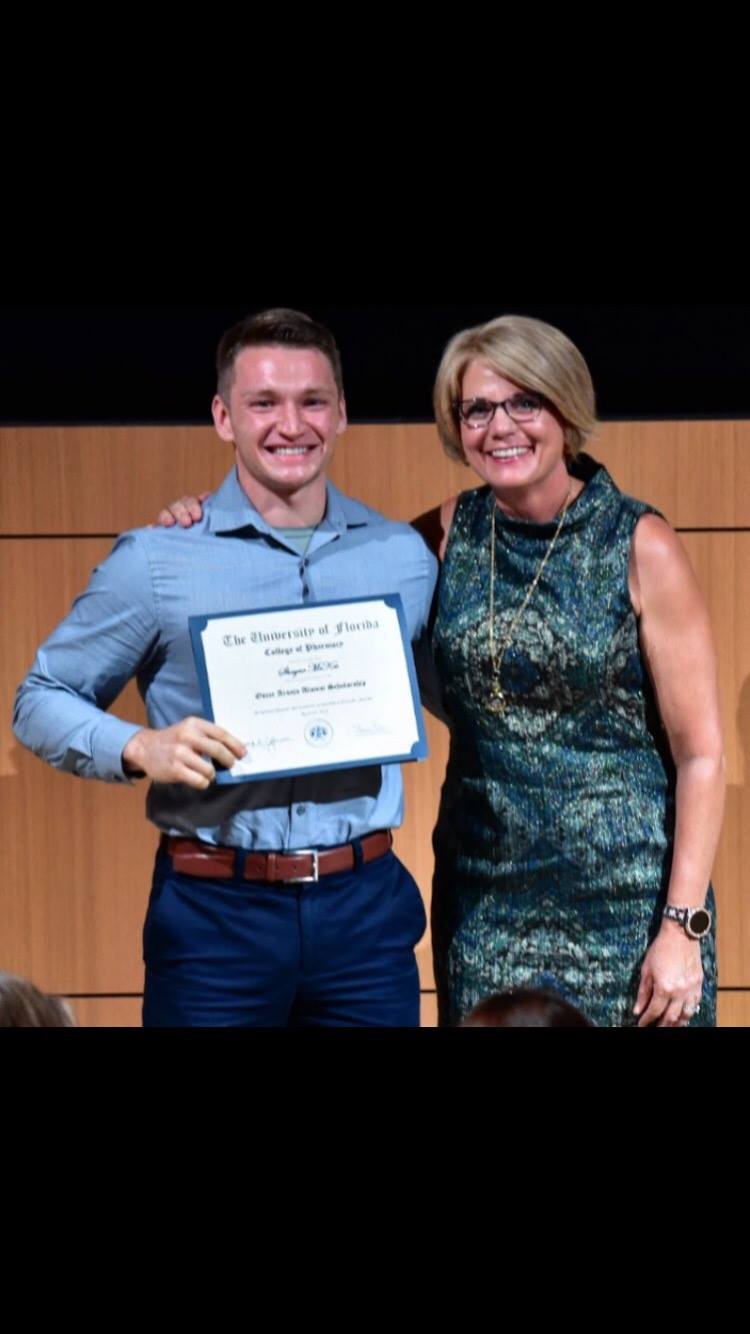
[689,909,711,936]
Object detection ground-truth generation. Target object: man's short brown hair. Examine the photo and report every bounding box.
[216,308,344,402]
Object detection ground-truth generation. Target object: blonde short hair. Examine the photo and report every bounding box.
[433,314,598,463]
[0,972,75,1027]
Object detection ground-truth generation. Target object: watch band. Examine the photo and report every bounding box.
[663,904,712,939]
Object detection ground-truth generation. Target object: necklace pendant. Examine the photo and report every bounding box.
[486,683,506,715]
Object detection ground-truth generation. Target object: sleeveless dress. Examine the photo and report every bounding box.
[430,456,717,1028]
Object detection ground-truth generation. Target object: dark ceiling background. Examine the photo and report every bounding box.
[1,305,749,424]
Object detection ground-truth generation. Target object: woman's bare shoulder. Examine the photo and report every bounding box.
[629,512,700,617]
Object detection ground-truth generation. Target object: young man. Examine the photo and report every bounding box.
[13,309,438,1027]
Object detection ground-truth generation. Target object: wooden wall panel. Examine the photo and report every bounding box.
[394,713,448,989]
[681,534,750,987]
[716,992,750,1027]
[1,539,155,993]
[3,420,750,535]
[66,997,142,1027]
[420,992,438,1028]
[339,421,750,531]
[592,421,750,529]
[0,427,225,535]
[0,424,466,535]
[331,426,470,524]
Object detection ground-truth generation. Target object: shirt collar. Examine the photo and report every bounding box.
[208,467,369,538]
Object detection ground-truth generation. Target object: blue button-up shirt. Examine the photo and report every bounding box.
[13,468,438,850]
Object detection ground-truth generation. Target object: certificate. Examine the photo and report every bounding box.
[189,595,428,784]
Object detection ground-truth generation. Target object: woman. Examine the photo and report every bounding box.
[159,315,725,1027]
[424,315,723,1027]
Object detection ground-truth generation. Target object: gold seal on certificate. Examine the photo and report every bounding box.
[189,595,428,784]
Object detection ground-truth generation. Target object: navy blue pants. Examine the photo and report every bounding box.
[142,846,426,1027]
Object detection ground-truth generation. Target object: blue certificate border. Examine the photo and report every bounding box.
[189,594,428,785]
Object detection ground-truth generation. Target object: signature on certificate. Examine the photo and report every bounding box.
[278,660,339,680]
[353,722,391,737]
[239,734,293,755]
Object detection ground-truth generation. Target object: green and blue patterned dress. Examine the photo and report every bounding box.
[430,456,717,1027]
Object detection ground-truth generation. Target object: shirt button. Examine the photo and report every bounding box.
[296,804,306,815]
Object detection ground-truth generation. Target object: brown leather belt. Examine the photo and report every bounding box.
[160,830,393,884]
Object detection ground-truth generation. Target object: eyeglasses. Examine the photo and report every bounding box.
[453,391,547,429]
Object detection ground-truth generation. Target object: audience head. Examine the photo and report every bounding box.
[460,988,592,1028]
[0,972,75,1027]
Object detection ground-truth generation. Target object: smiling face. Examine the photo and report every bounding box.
[212,344,347,515]
[459,360,570,511]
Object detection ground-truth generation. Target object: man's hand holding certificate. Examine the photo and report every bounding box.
[190,595,427,783]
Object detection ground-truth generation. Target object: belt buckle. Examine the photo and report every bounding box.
[285,849,319,884]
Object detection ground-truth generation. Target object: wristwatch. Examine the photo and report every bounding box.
[662,904,712,940]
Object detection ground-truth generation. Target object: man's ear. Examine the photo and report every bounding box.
[212,394,235,443]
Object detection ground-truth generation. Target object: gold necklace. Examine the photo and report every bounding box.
[487,486,573,714]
